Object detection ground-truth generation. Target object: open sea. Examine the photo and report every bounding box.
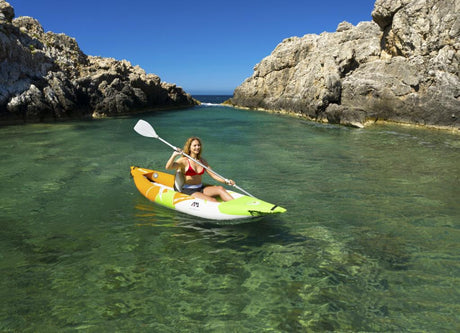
[1,96,459,332]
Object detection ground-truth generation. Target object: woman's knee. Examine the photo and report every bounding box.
[206,185,224,193]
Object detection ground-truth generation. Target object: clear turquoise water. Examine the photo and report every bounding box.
[1,101,459,332]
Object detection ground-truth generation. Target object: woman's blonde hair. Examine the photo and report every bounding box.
[183,137,202,159]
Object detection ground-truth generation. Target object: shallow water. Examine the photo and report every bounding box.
[1,101,459,332]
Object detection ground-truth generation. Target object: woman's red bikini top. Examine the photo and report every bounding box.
[184,159,205,176]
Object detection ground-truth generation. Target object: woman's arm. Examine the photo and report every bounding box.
[165,150,183,170]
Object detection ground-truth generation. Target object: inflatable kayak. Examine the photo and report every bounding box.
[130,166,286,220]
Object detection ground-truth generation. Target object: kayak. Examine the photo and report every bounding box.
[130,166,286,221]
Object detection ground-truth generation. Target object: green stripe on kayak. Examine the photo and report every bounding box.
[155,188,175,209]
[218,196,286,216]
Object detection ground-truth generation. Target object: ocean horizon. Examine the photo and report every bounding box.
[192,95,232,104]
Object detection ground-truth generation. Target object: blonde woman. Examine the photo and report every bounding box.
[166,137,235,202]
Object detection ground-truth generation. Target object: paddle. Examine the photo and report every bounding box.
[133,119,255,198]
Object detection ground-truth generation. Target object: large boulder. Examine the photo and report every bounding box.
[0,0,197,123]
[230,0,460,130]
[231,21,382,125]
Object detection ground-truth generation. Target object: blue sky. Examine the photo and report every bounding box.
[12,0,375,95]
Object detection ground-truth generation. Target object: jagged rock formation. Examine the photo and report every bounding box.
[0,1,197,123]
[229,0,459,130]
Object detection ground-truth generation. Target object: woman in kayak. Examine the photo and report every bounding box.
[165,137,235,202]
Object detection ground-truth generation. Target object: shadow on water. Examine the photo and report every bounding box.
[133,196,325,249]
[133,199,306,250]
[195,216,308,247]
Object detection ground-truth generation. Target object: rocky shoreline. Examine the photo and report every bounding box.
[2,0,459,131]
[224,103,459,133]
[227,0,459,131]
[0,1,198,124]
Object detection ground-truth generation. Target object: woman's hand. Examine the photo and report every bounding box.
[172,148,183,157]
[225,179,235,186]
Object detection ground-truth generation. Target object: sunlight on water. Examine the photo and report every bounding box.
[0,103,459,331]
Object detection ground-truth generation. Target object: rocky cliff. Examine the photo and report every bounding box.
[229,0,460,130]
[0,1,197,123]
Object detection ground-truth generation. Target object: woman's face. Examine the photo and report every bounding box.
[190,139,201,155]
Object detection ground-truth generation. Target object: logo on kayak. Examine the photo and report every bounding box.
[247,201,261,206]
[191,202,200,208]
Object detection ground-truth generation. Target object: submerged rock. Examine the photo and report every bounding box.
[0,0,198,123]
[229,0,459,130]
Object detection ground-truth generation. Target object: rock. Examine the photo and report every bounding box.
[371,0,405,29]
[323,104,366,128]
[230,0,460,130]
[336,21,354,32]
[231,21,381,118]
[0,0,13,23]
[0,0,198,123]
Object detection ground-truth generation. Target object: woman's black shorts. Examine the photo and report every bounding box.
[181,185,204,196]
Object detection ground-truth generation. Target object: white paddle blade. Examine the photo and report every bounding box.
[134,120,158,138]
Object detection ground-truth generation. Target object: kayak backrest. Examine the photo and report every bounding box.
[174,169,185,192]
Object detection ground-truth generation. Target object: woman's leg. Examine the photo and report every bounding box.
[203,185,234,202]
[190,191,218,202]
